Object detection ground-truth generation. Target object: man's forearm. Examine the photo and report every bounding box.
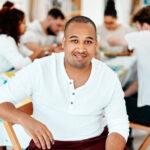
[106,132,126,150]
[0,102,28,124]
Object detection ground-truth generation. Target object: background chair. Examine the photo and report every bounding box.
[3,101,32,150]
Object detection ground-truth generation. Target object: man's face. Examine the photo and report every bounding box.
[47,16,64,35]
[63,22,97,69]
[104,16,117,30]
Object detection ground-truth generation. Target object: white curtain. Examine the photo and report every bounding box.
[30,0,51,21]
[116,0,132,25]
[81,0,105,26]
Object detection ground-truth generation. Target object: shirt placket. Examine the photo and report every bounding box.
[68,80,76,111]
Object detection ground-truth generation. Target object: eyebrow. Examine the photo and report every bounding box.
[68,35,95,40]
[86,36,95,40]
[69,35,78,39]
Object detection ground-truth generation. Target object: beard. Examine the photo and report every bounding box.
[46,27,56,36]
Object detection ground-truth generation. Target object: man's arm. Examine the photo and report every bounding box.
[106,133,126,150]
[0,102,54,149]
[0,64,54,149]
[105,74,129,150]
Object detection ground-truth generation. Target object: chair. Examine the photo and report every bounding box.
[3,101,33,150]
[130,122,150,150]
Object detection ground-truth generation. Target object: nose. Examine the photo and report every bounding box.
[77,43,86,53]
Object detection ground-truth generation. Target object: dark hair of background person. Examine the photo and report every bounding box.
[0,8,24,44]
[2,1,14,9]
[133,5,150,25]
[64,15,97,37]
[104,0,117,18]
[48,8,65,20]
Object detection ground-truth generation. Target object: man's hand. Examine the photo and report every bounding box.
[18,114,54,149]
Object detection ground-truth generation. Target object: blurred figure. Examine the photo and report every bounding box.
[0,8,43,73]
[21,8,65,56]
[98,0,132,56]
[124,5,150,126]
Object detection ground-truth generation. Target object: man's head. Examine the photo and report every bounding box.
[63,16,97,69]
[133,6,150,31]
[46,8,65,35]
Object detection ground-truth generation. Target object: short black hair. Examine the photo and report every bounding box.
[64,16,97,35]
[104,0,117,18]
[48,8,65,20]
[133,6,150,25]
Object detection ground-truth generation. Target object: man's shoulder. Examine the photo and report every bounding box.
[33,52,64,67]
[92,58,116,77]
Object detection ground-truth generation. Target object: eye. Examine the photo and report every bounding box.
[84,40,93,45]
[71,39,78,44]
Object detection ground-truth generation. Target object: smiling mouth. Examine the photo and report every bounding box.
[74,53,87,61]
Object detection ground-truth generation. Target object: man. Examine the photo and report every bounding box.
[0,16,128,150]
[21,8,65,56]
[123,6,150,126]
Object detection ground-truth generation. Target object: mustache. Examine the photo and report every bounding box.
[73,51,87,57]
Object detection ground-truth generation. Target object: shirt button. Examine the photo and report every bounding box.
[71,101,74,104]
[72,92,75,95]
[69,82,72,84]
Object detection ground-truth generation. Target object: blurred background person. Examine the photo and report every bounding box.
[98,0,132,57]
[21,8,65,56]
[124,5,150,126]
[0,8,43,73]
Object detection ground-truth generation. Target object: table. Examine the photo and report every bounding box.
[104,55,137,87]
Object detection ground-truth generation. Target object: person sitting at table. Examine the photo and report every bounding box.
[98,0,132,57]
[0,16,129,150]
[0,8,44,73]
[21,8,65,56]
[123,6,150,126]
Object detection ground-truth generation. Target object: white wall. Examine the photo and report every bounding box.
[81,0,105,26]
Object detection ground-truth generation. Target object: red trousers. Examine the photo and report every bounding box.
[27,128,108,150]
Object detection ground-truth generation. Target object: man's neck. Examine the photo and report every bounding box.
[64,62,92,88]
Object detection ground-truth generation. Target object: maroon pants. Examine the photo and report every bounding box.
[27,128,108,150]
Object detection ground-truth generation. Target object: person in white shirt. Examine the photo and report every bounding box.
[0,16,129,150]
[98,0,131,56]
[123,6,150,126]
[0,8,43,73]
[21,8,65,56]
